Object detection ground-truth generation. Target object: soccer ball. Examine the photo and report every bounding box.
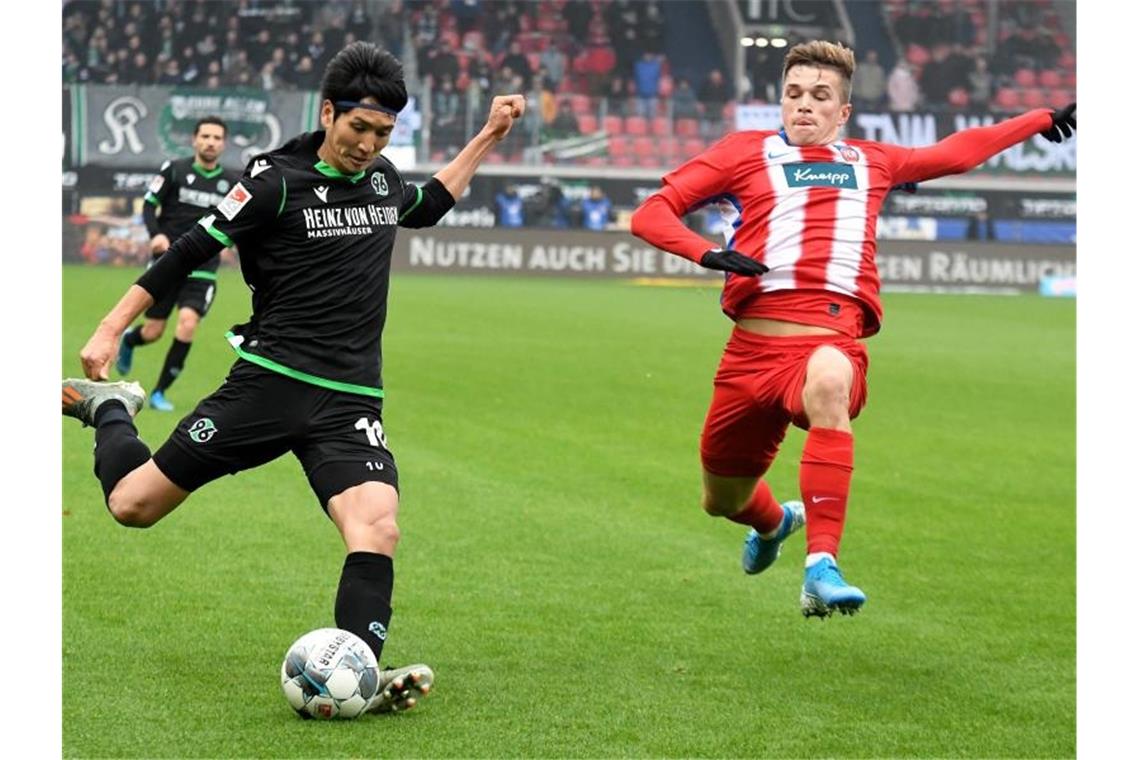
[280,628,380,719]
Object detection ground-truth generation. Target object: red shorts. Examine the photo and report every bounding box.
[700,328,870,477]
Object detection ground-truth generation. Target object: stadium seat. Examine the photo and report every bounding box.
[1059,51,1076,69]
[675,118,700,137]
[1013,68,1037,88]
[657,136,679,156]
[602,115,623,134]
[578,114,598,133]
[1047,89,1073,109]
[632,136,656,158]
[651,117,672,136]
[1020,88,1046,109]
[569,93,592,114]
[1038,69,1062,88]
[994,87,1019,110]
[1062,70,1077,89]
[613,155,635,167]
[624,116,648,135]
[905,44,931,67]
[682,138,705,158]
[637,155,661,168]
[608,136,631,157]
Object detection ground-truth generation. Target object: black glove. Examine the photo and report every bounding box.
[699,248,769,277]
[1040,102,1076,143]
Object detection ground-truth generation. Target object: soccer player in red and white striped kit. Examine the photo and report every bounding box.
[630,40,1075,618]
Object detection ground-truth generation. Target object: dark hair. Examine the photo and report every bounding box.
[320,41,407,118]
[193,116,227,136]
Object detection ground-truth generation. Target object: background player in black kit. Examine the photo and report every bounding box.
[117,117,241,412]
[61,42,525,714]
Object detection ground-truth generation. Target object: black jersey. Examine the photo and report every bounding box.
[196,131,433,397]
[144,157,242,273]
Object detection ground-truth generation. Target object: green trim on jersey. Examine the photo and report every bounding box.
[398,185,423,223]
[188,270,218,281]
[225,331,385,398]
[199,217,235,247]
[144,192,160,206]
[314,160,366,183]
[192,162,224,179]
[278,176,287,216]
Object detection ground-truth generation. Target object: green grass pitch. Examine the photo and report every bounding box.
[62,264,1074,758]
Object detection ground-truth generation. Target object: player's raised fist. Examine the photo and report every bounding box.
[485,95,526,141]
[79,328,117,380]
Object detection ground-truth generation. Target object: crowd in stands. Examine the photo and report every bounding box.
[62,0,1076,167]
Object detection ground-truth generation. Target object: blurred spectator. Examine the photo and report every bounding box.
[920,46,954,107]
[967,209,993,241]
[606,76,632,117]
[495,185,526,228]
[528,177,570,228]
[887,61,920,112]
[501,41,534,91]
[487,1,523,55]
[564,0,593,44]
[547,100,581,140]
[290,55,320,90]
[431,75,463,154]
[672,77,701,119]
[698,69,731,134]
[540,44,567,91]
[451,0,481,34]
[425,44,459,85]
[633,52,663,118]
[580,186,614,231]
[378,0,405,58]
[640,1,666,55]
[852,49,886,111]
[967,57,993,110]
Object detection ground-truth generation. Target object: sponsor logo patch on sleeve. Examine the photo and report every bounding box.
[147,174,165,195]
[216,182,252,221]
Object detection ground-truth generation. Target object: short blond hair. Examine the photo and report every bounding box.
[782,40,856,102]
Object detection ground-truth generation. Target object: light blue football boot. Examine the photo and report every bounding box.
[800,556,866,618]
[149,389,175,412]
[742,500,805,575]
[116,333,135,375]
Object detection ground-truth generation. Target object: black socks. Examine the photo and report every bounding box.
[155,339,192,393]
[335,552,395,661]
[93,401,152,503]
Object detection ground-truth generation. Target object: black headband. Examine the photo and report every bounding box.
[335,100,401,117]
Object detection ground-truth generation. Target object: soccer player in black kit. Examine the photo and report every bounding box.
[62,42,525,714]
[117,117,241,412]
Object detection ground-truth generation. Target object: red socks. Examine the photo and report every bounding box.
[727,479,785,535]
[800,428,854,557]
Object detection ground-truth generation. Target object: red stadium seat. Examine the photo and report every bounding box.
[1013,68,1037,88]
[1062,70,1077,89]
[602,115,623,134]
[905,44,931,67]
[651,117,672,136]
[637,155,661,168]
[1059,51,1076,69]
[624,116,648,135]
[1047,89,1073,109]
[578,114,598,133]
[682,138,705,158]
[569,93,592,114]
[613,155,635,167]
[675,118,700,137]
[1020,88,1046,109]
[656,136,679,156]
[608,136,631,157]
[1038,69,1062,88]
[994,87,1019,110]
[632,136,655,158]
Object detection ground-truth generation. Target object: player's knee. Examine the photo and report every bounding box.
[176,313,200,339]
[141,323,165,342]
[803,372,851,417]
[701,491,744,517]
[106,490,159,528]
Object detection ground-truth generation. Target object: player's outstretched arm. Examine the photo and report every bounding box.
[892,103,1076,184]
[79,285,155,380]
[433,94,525,201]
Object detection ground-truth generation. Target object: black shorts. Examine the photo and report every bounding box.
[145,276,217,320]
[152,360,398,509]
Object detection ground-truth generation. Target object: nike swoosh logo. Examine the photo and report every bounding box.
[250,161,270,178]
[767,151,793,160]
[811,496,840,504]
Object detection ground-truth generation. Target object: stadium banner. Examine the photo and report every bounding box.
[734,106,1076,176]
[388,228,1075,294]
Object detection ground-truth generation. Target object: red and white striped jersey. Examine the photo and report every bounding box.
[632,109,1053,337]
